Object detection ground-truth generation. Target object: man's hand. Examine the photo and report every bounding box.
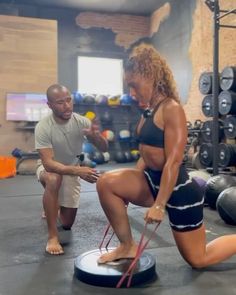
[77,166,100,183]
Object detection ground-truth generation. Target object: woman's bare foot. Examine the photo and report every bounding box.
[97,243,138,264]
[46,237,64,255]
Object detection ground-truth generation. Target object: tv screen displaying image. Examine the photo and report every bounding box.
[6,93,51,122]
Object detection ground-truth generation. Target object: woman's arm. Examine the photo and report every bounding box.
[154,102,187,207]
[135,156,147,171]
[144,102,187,223]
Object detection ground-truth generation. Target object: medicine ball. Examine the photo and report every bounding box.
[189,170,210,204]
[130,149,140,161]
[91,151,105,165]
[108,95,120,106]
[192,176,207,196]
[100,111,113,125]
[216,186,236,225]
[103,152,110,163]
[83,94,96,104]
[95,94,108,105]
[82,142,96,155]
[114,151,127,163]
[119,130,131,142]
[124,151,133,162]
[204,174,236,209]
[120,94,133,105]
[84,111,96,121]
[102,130,115,142]
[73,92,84,104]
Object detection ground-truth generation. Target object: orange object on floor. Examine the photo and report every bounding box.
[0,156,17,179]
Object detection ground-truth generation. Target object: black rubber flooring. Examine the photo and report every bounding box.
[0,163,236,295]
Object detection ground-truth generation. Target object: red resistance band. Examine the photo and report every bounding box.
[98,221,160,288]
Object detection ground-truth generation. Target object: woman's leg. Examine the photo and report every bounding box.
[96,168,154,263]
[172,224,236,268]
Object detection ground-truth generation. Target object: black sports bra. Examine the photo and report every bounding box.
[135,100,166,148]
[136,115,164,148]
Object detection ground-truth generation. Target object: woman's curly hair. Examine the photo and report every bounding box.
[124,43,180,102]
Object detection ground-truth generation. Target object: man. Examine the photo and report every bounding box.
[35,84,108,255]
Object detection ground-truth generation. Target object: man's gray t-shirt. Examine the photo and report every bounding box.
[35,112,91,165]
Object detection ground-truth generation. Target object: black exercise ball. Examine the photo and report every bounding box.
[124,151,133,162]
[83,94,96,104]
[193,176,207,193]
[204,175,236,209]
[216,186,236,225]
[100,111,113,125]
[114,151,126,163]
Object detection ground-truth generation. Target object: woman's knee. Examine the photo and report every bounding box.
[185,255,207,269]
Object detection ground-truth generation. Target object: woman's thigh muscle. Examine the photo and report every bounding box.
[98,168,154,207]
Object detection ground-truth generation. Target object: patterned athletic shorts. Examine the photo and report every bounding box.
[144,165,204,232]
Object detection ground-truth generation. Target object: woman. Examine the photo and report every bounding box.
[96,43,236,267]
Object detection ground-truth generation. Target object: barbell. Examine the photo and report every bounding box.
[188,117,236,141]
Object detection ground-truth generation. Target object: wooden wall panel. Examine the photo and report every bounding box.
[0,15,57,155]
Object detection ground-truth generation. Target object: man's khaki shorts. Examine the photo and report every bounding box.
[36,165,81,208]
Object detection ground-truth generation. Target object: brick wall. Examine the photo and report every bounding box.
[184,0,236,123]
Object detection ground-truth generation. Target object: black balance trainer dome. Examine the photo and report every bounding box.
[216,186,236,225]
[74,248,157,287]
[204,175,236,209]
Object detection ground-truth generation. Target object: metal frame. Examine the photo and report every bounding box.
[205,0,236,175]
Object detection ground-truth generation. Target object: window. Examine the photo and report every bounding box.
[78,56,123,95]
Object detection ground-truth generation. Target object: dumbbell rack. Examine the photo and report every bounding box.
[204,0,236,175]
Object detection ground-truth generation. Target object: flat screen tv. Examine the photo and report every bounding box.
[6,93,51,122]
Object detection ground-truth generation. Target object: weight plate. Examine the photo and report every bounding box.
[219,91,236,115]
[219,143,231,167]
[201,121,212,142]
[220,66,236,91]
[199,143,213,167]
[199,72,212,94]
[202,94,213,117]
[223,116,236,139]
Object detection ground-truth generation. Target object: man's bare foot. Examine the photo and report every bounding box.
[97,243,138,264]
[41,211,46,219]
[46,237,64,255]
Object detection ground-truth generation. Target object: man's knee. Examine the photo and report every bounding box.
[43,172,62,190]
[59,207,77,229]
[61,224,72,231]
